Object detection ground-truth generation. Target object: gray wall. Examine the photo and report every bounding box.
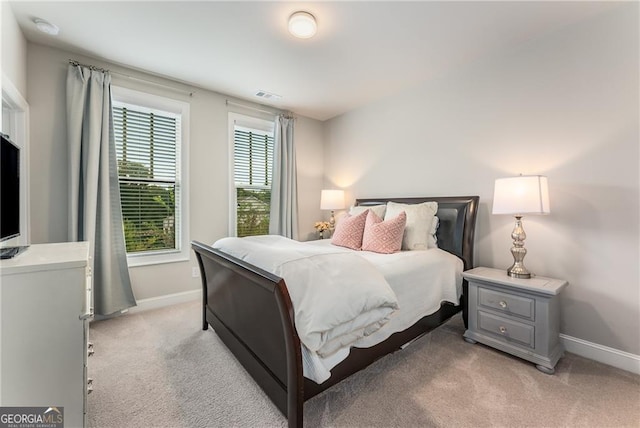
[324,5,639,355]
[26,43,325,301]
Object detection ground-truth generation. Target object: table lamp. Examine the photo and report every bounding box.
[492,175,550,279]
[320,189,345,229]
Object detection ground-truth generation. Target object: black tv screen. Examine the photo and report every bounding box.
[1,134,20,242]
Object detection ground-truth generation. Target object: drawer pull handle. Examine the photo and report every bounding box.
[499,326,507,334]
[499,300,508,309]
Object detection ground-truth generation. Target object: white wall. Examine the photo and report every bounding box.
[324,5,639,355]
[296,116,325,241]
[1,2,27,96]
[26,43,325,301]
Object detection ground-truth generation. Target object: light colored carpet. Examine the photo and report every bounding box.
[88,300,640,428]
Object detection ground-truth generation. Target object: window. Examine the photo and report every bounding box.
[229,114,274,237]
[112,87,189,266]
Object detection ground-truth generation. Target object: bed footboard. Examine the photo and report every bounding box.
[192,241,303,427]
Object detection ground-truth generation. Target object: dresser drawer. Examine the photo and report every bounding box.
[478,286,535,321]
[477,311,535,348]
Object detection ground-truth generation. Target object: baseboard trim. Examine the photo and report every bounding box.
[127,289,201,314]
[560,334,640,375]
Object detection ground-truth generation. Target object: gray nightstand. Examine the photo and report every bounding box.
[463,267,568,374]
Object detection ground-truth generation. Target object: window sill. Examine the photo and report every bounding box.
[126,250,189,267]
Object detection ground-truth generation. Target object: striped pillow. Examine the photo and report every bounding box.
[362,210,406,254]
[331,209,368,250]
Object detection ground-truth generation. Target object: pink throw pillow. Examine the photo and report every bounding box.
[331,209,368,250]
[362,210,406,254]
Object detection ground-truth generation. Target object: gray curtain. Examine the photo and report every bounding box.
[269,115,299,239]
[67,64,136,316]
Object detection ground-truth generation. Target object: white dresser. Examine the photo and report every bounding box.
[0,242,92,427]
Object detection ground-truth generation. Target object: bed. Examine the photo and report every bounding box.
[191,196,479,427]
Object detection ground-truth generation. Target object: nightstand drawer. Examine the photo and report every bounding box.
[478,286,535,321]
[477,311,535,348]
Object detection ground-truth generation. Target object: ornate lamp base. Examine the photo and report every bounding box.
[329,210,336,229]
[508,263,531,279]
[507,215,532,279]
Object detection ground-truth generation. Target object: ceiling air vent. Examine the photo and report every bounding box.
[255,90,282,100]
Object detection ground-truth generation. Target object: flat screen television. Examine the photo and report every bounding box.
[1,133,21,242]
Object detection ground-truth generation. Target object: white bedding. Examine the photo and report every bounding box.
[300,239,463,383]
[213,236,463,384]
[306,240,462,347]
[212,236,399,357]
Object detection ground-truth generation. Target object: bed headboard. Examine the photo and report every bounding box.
[355,196,479,270]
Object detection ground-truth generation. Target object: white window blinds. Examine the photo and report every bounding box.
[113,103,181,253]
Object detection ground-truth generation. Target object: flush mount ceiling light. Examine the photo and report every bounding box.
[288,11,317,39]
[34,18,59,36]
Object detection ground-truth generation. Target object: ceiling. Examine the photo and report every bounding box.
[8,1,617,121]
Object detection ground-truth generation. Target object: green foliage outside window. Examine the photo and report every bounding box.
[118,159,176,253]
[236,187,270,237]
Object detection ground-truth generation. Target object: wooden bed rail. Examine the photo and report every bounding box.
[192,241,303,426]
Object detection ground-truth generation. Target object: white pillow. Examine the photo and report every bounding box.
[350,204,386,219]
[428,216,439,249]
[385,201,438,251]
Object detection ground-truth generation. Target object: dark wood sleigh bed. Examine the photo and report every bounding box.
[191,196,479,427]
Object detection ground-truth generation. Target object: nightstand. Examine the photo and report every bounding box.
[462,267,568,374]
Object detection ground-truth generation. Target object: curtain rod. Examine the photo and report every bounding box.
[68,59,194,97]
[69,59,107,73]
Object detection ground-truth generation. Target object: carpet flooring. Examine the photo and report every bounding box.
[88,300,640,427]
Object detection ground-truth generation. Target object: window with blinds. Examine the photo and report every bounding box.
[113,102,181,254]
[234,125,274,237]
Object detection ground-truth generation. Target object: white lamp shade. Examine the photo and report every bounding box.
[320,190,345,210]
[492,175,550,215]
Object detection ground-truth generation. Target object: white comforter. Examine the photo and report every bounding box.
[300,239,463,383]
[213,235,463,384]
[212,236,399,358]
